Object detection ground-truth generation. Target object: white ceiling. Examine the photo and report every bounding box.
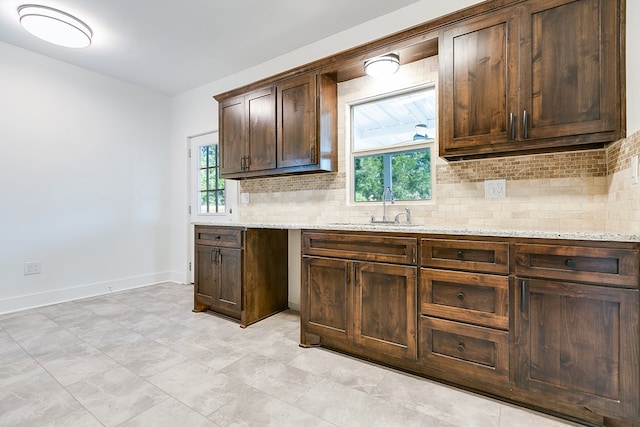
[0,0,423,96]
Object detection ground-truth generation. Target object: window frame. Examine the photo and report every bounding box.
[348,83,436,205]
[197,143,225,214]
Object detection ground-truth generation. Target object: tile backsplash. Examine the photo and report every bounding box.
[238,57,639,236]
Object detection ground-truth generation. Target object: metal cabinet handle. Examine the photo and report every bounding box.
[523,110,528,139]
[241,155,250,171]
[456,250,464,260]
[520,280,526,313]
[457,292,465,301]
[565,258,576,268]
[457,344,465,353]
[509,112,515,140]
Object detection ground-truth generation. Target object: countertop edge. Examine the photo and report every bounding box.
[191,222,639,243]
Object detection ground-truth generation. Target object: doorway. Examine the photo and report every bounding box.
[186,131,238,283]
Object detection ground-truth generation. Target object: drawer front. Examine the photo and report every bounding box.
[420,269,508,330]
[420,316,508,385]
[421,239,509,274]
[195,226,243,248]
[302,231,417,265]
[515,244,639,287]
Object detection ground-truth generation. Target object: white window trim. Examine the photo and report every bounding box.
[345,83,437,206]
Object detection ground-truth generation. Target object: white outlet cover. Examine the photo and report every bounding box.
[485,179,506,198]
[240,192,250,204]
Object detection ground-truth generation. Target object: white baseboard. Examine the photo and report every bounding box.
[0,272,179,315]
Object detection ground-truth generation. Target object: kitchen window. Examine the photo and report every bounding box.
[350,85,435,202]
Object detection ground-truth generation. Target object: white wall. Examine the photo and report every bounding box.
[0,41,173,313]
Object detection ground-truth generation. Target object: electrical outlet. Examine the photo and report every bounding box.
[631,155,638,185]
[484,179,506,198]
[24,261,42,275]
[241,193,250,204]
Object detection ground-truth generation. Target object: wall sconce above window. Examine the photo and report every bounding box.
[364,53,400,78]
[18,4,93,48]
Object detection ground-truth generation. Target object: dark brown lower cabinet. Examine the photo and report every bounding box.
[301,230,418,361]
[194,226,288,327]
[195,244,242,319]
[514,278,640,423]
[354,262,417,359]
[300,230,640,426]
[302,256,350,342]
[302,255,417,361]
[419,316,509,386]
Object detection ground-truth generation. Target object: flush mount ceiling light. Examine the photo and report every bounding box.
[364,53,400,78]
[18,4,92,48]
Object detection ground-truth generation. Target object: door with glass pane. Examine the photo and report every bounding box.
[188,132,238,283]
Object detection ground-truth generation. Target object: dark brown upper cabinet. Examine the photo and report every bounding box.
[439,0,623,160]
[220,87,277,176]
[216,72,337,179]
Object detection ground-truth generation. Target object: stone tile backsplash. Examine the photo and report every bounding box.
[238,56,639,236]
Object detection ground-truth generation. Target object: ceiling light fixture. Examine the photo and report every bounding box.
[18,4,92,48]
[364,53,400,78]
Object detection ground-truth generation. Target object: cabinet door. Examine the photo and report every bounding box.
[277,74,316,168]
[440,9,518,154]
[246,88,276,171]
[519,0,618,141]
[354,262,417,360]
[216,247,242,318]
[219,96,245,175]
[195,244,216,306]
[514,279,639,421]
[302,256,351,342]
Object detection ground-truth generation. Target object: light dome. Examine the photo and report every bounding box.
[18,4,92,48]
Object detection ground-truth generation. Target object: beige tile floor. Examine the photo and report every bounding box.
[0,282,583,427]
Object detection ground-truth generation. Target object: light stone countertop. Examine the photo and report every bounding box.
[192,222,640,243]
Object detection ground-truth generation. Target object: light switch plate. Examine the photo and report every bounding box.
[24,261,42,275]
[485,179,506,198]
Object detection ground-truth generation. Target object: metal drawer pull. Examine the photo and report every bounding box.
[457,344,465,353]
[457,292,465,301]
[565,259,576,268]
[457,250,464,260]
[523,110,529,139]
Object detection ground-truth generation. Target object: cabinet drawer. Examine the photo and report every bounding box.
[303,231,417,265]
[195,226,243,248]
[420,269,508,330]
[420,316,508,385]
[515,244,639,287]
[421,239,509,274]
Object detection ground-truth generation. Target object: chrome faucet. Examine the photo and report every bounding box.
[382,186,394,221]
[394,208,411,224]
[370,187,410,224]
